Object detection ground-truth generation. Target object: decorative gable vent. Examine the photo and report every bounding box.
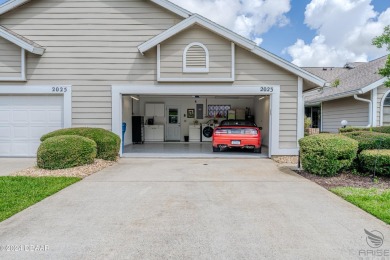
[183,42,209,73]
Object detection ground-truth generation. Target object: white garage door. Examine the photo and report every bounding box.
[0,95,63,157]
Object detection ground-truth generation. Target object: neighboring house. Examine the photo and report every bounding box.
[0,0,326,157]
[304,56,388,133]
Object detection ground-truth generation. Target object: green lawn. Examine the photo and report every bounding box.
[0,176,80,222]
[331,187,390,224]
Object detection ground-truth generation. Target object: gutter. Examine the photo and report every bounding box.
[353,94,372,127]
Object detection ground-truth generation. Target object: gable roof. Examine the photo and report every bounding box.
[0,0,327,86]
[138,14,326,86]
[0,25,45,55]
[304,55,388,104]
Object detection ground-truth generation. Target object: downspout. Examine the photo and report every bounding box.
[353,94,372,127]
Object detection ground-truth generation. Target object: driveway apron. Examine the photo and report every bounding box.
[0,158,389,259]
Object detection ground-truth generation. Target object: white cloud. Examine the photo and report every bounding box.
[286,0,390,66]
[169,0,291,45]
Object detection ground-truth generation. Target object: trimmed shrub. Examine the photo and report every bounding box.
[299,134,358,176]
[342,131,390,152]
[41,128,120,161]
[339,127,370,133]
[359,150,390,176]
[37,135,97,170]
[372,126,390,134]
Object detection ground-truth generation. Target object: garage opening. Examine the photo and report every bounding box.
[121,94,270,157]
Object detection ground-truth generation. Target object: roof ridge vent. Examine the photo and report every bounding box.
[344,63,355,69]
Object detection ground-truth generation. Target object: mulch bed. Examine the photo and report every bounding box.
[295,170,390,190]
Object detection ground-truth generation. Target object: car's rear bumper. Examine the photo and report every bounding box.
[212,136,261,149]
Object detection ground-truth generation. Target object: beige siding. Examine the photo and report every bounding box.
[322,93,370,133]
[0,0,181,129]
[160,25,232,79]
[0,37,21,78]
[0,0,301,150]
[234,47,298,149]
[377,85,389,126]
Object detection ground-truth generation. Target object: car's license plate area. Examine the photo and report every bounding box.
[231,140,241,145]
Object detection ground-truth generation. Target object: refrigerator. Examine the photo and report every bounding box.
[132,116,144,144]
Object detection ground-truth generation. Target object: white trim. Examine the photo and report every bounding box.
[372,88,377,127]
[157,41,235,82]
[380,89,390,126]
[297,77,304,144]
[360,78,386,93]
[0,27,45,55]
[183,42,209,73]
[0,0,30,15]
[231,42,235,81]
[309,78,386,104]
[149,0,191,18]
[0,85,72,128]
[0,48,26,82]
[111,84,289,156]
[320,102,323,132]
[138,14,255,54]
[138,14,326,87]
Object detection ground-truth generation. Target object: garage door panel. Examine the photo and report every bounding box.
[12,110,29,123]
[0,110,11,123]
[30,110,49,123]
[11,142,29,156]
[0,95,63,157]
[13,126,29,139]
[48,110,63,123]
[0,126,11,138]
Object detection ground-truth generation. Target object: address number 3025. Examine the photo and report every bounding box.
[52,87,67,93]
[259,86,274,92]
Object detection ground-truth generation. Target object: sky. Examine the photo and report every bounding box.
[0,0,389,66]
[168,0,390,66]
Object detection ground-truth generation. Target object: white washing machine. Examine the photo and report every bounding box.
[201,124,218,142]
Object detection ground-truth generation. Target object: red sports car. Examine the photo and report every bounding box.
[212,120,262,153]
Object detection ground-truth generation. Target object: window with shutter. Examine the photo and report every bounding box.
[183,42,209,73]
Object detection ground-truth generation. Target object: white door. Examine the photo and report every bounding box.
[166,106,181,141]
[0,95,63,157]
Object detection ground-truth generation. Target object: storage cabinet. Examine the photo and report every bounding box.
[145,103,165,117]
[144,125,164,141]
[189,125,201,142]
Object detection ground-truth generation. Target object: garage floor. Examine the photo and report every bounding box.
[123,142,268,158]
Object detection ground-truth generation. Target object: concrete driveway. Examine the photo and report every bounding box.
[0,158,35,176]
[0,158,389,259]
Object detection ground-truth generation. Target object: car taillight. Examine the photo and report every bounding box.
[244,129,258,135]
[214,129,228,134]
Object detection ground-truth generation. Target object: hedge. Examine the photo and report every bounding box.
[339,126,390,134]
[359,150,390,176]
[299,134,358,176]
[372,126,390,134]
[41,128,120,161]
[339,127,370,133]
[342,131,390,152]
[37,135,97,170]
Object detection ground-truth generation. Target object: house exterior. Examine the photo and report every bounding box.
[0,0,326,157]
[304,56,388,133]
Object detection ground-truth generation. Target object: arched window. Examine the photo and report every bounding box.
[382,91,390,125]
[183,42,209,73]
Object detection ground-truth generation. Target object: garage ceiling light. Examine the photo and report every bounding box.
[258,97,265,100]
[130,96,139,101]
